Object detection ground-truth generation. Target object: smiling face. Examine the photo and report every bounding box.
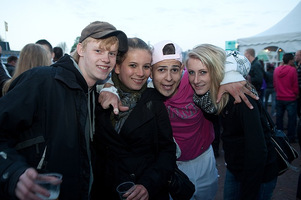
[151,59,183,97]
[186,57,211,95]
[115,49,151,90]
[77,38,118,88]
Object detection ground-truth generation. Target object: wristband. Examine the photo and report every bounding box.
[99,86,120,99]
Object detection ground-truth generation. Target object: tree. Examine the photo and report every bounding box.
[70,36,80,54]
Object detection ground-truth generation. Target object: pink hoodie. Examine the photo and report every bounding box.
[164,71,214,161]
[273,65,299,101]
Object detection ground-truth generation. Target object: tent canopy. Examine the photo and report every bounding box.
[237,1,301,55]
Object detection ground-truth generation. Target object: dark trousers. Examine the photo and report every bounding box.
[276,100,297,142]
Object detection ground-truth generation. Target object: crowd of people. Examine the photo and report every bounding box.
[0,20,300,200]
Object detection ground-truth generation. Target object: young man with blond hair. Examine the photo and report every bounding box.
[0,21,127,200]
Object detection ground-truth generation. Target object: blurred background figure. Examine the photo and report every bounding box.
[5,55,18,76]
[244,48,265,100]
[273,53,298,143]
[295,50,301,142]
[36,39,54,62]
[2,43,51,95]
[264,63,276,116]
[0,45,11,97]
[53,46,64,63]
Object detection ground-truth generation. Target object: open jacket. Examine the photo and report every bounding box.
[221,96,278,200]
[92,88,176,200]
[0,55,92,200]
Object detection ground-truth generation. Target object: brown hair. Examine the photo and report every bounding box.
[245,48,255,57]
[116,37,151,65]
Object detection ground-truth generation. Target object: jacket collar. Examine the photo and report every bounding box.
[52,54,88,92]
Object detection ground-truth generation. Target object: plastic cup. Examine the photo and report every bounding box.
[35,173,62,200]
[116,181,135,200]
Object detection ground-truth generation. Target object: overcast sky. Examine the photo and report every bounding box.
[0,0,300,52]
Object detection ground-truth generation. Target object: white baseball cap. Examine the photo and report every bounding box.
[151,40,182,65]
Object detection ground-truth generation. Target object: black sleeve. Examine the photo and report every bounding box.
[0,63,10,97]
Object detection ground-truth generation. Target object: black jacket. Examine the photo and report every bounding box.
[0,62,10,97]
[5,64,15,77]
[92,88,176,200]
[221,96,278,200]
[249,57,264,92]
[265,70,274,89]
[0,55,92,199]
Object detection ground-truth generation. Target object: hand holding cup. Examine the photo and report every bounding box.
[35,173,62,200]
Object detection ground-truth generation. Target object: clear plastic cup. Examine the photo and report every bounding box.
[35,173,62,200]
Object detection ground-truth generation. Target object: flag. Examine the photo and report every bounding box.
[4,21,8,32]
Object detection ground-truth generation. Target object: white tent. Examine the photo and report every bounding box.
[237,1,301,57]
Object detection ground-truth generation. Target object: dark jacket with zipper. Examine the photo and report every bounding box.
[92,88,176,200]
[221,96,278,200]
[0,54,92,200]
[248,57,264,93]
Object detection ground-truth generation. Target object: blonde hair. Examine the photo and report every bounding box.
[72,36,119,63]
[2,43,51,95]
[187,44,228,114]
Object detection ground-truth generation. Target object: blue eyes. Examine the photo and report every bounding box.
[188,71,207,75]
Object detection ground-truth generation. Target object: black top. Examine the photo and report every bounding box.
[221,96,278,199]
[0,55,92,199]
[92,88,176,200]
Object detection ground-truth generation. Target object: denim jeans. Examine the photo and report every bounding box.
[276,100,297,142]
[264,88,276,115]
[224,169,277,200]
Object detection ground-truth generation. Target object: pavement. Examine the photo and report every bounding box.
[214,142,300,200]
[213,108,300,200]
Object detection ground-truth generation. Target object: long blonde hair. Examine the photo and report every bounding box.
[2,43,51,95]
[187,44,228,114]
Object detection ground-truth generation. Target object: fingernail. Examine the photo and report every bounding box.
[114,108,119,114]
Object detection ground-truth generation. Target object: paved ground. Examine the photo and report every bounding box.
[214,142,300,200]
[214,108,300,200]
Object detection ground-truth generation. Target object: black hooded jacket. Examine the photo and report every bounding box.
[0,55,93,199]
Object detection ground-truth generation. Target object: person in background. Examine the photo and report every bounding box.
[36,39,54,62]
[92,37,175,200]
[5,55,18,76]
[259,59,267,101]
[187,44,278,200]
[296,49,301,200]
[264,63,276,116]
[0,46,11,97]
[98,40,258,200]
[2,44,50,95]
[295,50,301,148]
[244,48,264,99]
[0,21,128,200]
[53,46,64,63]
[273,53,299,143]
[296,50,301,117]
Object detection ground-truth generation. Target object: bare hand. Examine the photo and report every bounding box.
[98,91,129,115]
[216,81,259,109]
[15,168,50,200]
[125,184,149,200]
